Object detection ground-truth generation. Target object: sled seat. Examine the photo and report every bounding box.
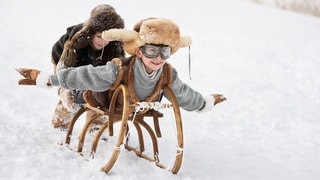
[64,84,184,174]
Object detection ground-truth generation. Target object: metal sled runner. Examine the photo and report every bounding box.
[64,84,184,174]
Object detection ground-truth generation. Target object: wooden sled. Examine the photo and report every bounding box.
[64,84,184,174]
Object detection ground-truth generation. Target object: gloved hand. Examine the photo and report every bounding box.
[16,68,52,88]
[199,93,227,113]
[212,94,227,105]
[16,68,40,85]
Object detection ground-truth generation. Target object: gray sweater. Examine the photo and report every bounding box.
[50,57,205,111]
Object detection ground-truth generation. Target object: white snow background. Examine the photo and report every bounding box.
[1,0,320,179]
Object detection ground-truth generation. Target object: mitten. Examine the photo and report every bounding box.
[212,94,227,105]
[16,68,40,85]
[16,68,52,88]
[199,94,226,113]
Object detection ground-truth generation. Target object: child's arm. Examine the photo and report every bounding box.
[167,68,226,112]
[17,58,122,92]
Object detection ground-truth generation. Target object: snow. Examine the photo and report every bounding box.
[1,0,320,179]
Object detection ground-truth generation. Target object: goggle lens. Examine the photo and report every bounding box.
[141,44,171,60]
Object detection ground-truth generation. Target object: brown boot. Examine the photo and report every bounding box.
[51,100,79,129]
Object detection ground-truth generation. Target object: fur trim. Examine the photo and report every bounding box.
[126,59,139,103]
[198,95,215,113]
[57,4,124,61]
[102,29,138,42]
[101,18,192,56]
[72,5,124,50]
[90,4,115,17]
[36,71,52,89]
[109,58,124,90]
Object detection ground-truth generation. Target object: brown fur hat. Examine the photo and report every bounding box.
[60,4,124,67]
[71,4,124,49]
[102,17,192,56]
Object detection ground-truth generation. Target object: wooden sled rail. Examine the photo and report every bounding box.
[64,84,184,174]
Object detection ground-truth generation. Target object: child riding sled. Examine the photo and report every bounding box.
[17,17,226,115]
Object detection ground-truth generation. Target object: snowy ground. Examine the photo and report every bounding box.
[249,0,320,17]
[1,0,320,179]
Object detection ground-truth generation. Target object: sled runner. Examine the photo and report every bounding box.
[64,84,184,174]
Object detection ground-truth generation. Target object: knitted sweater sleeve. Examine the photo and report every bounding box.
[165,68,205,111]
[50,61,118,92]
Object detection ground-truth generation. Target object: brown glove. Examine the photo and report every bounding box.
[212,94,227,105]
[16,68,40,85]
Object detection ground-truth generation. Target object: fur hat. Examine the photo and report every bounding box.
[60,4,124,67]
[90,4,115,17]
[102,17,192,56]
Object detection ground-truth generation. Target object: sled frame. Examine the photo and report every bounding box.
[64,84,184,174]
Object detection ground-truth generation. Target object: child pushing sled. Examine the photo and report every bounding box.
[16,17,226,173]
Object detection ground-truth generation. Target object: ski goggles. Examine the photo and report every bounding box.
[141,44,171,60]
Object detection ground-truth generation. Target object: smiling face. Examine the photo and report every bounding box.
[136,48,166,74]
[91,32,109,50]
